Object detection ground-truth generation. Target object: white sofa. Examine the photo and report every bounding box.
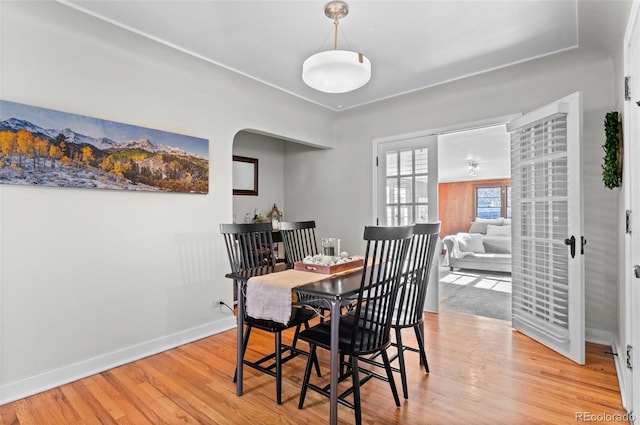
[442,218,511,273]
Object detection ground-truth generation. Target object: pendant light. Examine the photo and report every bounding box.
[302,1,371,94]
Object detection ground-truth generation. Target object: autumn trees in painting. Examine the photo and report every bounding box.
[1,129,53,169]
[0,101,209,193]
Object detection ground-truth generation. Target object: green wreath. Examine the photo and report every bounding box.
[602,111,623,189]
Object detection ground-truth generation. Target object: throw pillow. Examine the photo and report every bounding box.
[475,217,504,225]
[469,217,504,234]
[468,221,487,234]
[457,233,485,253]
[503,218,512,225]
[486,224,511,236]
[469,218,503,234]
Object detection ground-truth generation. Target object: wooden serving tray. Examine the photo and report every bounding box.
[293,256,364,275]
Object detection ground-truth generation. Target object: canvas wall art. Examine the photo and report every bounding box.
[0,100,209,193]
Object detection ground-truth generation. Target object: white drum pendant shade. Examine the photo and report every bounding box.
[302,1,371,94]
[303,50,371,93]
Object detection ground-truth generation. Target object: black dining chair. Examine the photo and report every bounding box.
[220,222,319,404]
[278,220,320,267]
[297,225,414,425]
[279,220,330,321]
[361,222,441,399]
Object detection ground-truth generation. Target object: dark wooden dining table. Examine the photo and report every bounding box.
[226,264,365,425]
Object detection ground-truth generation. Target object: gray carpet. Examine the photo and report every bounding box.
[439,269,512,321]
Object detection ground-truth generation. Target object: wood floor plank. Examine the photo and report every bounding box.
[82,375,128,423]
[0,311,629,424]
[57,383,105,425]
[12,403,37,425]
[101,369,176,425]
[16,395,64,425]
[134,353,235,424]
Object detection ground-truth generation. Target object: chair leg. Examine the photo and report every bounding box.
[381,349,401,407]
[340,353,346,376]
[350,356,362,425]
[313,350,322,378]
[301,322,321,377]
[233,325,252,383]
[298,345,317,409]
[395,327,409,399]
[413,323,430,373]
[275,331,282,405]
[291,322,303,348]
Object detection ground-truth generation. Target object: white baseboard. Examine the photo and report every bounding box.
[586,328,616,346]
[588,330,632,414]
[0,316,236,405]
[611,335,633,413]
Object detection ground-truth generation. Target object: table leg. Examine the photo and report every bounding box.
[236,279,244,396]
[329,299,340,425]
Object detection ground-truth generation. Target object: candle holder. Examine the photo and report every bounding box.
[321,238,341,257]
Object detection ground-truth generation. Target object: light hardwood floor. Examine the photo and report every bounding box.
[0,311,628,424]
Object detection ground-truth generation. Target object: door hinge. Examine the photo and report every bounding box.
[627,344,633,369]
[625,76,631,101]
[627,210,632,234]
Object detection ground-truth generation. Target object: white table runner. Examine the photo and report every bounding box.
[246,269,325,324]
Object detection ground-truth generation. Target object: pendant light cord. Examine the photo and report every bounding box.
[333,14,339,50]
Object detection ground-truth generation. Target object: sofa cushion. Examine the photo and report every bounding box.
[469,218,504,234]
[464,253,511,262]
[457,233,485,253]
[476,217,504,224]
[450,252,511,273]
[486,224,511,236]
[482,236,511,254]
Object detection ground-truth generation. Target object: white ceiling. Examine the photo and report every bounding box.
[438,125,510,183]
[61,0,579,112]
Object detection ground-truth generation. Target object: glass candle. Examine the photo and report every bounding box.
[322,238,341,257]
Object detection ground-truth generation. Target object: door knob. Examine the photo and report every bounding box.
[635,265,640,279]
[564,236,576,258]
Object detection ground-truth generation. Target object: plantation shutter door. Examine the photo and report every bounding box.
[507,92,585,365]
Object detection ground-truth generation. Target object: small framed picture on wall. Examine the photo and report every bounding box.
[232,155,258,196]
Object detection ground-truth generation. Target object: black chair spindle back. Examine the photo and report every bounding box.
[279,221,319,266]
[395,222,441,327]
[220,222,276,273]
[349,225,414,355]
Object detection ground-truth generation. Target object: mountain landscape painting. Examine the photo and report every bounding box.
[0,100,209,193]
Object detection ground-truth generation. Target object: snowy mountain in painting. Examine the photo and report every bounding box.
[117,138,192,157]
[0,117,196,157]
[57,127,105,146]
[0,118,53,140]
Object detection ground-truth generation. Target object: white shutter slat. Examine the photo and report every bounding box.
[511,113,571,342]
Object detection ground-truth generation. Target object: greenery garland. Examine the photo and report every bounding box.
[602,111,623,189]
